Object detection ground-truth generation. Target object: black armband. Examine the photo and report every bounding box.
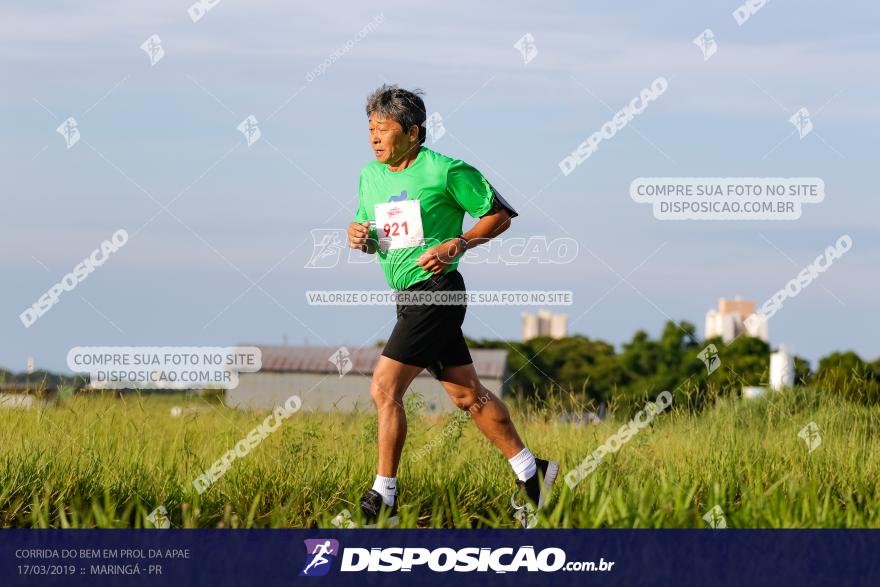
[481,183,519,219]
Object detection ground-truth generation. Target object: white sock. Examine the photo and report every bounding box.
[508,447,537,482]
[372,475,397,506]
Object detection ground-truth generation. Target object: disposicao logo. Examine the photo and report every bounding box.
[300,539,339,577]
[297,540,611,574]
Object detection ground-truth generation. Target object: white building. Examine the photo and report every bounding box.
[705,296,768,343]
[769,346,794,390]
[226,345,509,413]
[522,309,568,341]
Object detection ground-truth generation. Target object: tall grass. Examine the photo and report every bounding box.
[1,385,878,528]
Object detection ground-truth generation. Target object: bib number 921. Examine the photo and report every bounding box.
[374,200,424,251]
[383,222,409,237]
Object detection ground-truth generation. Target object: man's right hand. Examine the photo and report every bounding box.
[348,221,376,253]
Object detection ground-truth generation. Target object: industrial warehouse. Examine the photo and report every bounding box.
[225,345,510,413]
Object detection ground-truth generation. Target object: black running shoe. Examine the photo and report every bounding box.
[359,489,399,528]
[511,458,558,528]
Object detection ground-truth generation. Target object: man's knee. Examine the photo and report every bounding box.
[370,371,404,408]
[450,385,490,413]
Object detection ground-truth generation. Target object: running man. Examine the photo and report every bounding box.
[347,85,557,527]
[302,541,334,575]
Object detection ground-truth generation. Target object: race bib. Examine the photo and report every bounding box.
[374,200,425,251]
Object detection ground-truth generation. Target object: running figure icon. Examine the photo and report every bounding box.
[301,540,336,576]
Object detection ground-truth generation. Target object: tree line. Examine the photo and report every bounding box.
[467,320,880,410]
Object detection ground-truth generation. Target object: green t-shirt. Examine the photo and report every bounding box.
[354,147,495,290]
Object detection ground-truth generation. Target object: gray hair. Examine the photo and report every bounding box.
[365,84,427,145]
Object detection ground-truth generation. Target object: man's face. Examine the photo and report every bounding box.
[369,113,418,165]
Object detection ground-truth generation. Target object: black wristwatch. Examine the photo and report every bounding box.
[454,235,469,256]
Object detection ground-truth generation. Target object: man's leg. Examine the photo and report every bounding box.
[438,362,559,521]
[436,363,524,458]
[370,355,424,477]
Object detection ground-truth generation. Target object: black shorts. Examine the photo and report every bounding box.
[381,269,473,379]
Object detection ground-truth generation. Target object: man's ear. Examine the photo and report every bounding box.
[409,124,420,142]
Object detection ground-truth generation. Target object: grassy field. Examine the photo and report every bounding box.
[1,387,878,528]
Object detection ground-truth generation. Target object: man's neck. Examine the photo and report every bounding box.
[386,145,421,172]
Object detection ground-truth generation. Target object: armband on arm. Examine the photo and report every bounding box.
[481,184,519,219]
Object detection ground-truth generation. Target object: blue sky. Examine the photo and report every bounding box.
[3,0,878,373]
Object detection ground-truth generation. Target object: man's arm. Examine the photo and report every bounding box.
[416,207,512,274]
[464,200,513,245]
[350,172,377,254]
[417,163,518,274]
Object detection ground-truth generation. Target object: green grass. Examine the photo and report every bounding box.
[1,387,878,528]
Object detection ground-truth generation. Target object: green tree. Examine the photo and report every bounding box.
[815,351,879,404]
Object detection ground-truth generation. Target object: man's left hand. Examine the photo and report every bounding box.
[417,239,464,275]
